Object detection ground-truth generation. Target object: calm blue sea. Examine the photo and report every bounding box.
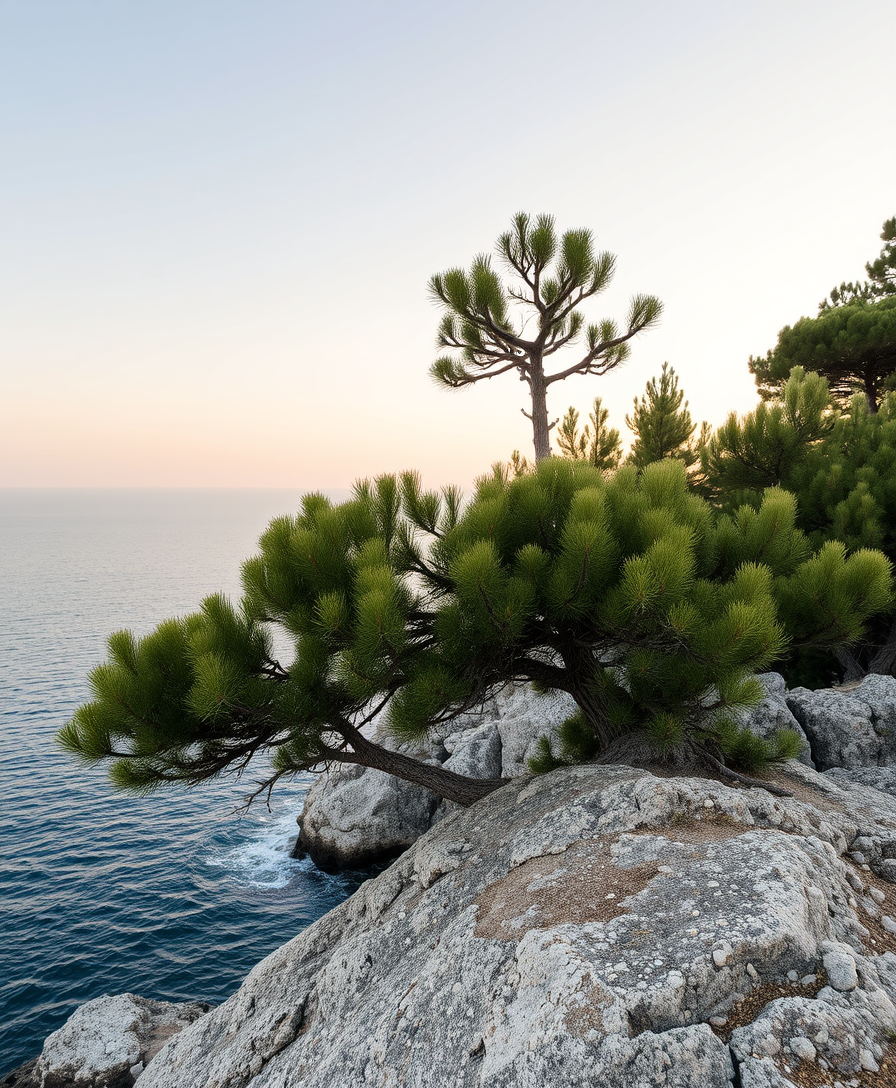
[0,488,361,1075]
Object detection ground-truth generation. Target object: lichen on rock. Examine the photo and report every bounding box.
[131,762,896,1088]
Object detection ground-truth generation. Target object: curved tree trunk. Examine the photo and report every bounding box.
[346,727,508,806]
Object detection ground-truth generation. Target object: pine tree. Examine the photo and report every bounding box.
[555,397,622,472]
[702,370,896,680]
[749,297,896,413]
[819,216,896,311]
[626,363,708,470]
[700,368,832,503]
[430,213,662,460]
[60,461,892,806]
[752,218,896,411]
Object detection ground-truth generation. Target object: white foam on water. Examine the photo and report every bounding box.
[203,808,304,890]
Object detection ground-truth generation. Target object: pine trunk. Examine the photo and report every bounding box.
[530,363,552,460]
[348,729,508,806]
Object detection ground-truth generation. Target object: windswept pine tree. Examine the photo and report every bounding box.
[61,461,892,806]
[430,213,663,460]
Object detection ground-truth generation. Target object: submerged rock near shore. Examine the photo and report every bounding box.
[126,759,896,1087]
[5,994,210,1088]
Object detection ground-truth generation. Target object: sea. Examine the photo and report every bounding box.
[0,488,366,1076]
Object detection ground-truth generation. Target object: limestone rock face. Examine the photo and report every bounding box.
[34,993,209,1088]
[786,674,896,770]
[138,764,896,1088]
[490,684,577,777]
[295,760,439,872]
[296,685,576,869]
[733,673,813,766]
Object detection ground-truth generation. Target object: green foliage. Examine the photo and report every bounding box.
[625,363,709,470]
[393,459,889,771]
[430,212,662,459]
[701,368,831,501]
[751,295,896,411]
[820,216,896,311]
[702,372,896,680]
[555,397,623,472]
[62,458,892,804]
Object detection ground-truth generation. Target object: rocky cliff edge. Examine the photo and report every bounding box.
[128,760,896,1088]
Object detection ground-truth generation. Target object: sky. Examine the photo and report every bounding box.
[1,0,894,491]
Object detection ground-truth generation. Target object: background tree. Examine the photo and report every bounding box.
[61,460,892,805]
[749,296,896,412]
[820,216,896,310]
[752,217,896,409]
[555,397,622,472]
[700,368,832,503]
[702,370,896,680]
[430,212,662,460]
[625,363,709,470]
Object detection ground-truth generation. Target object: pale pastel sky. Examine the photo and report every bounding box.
[1,0,893,491]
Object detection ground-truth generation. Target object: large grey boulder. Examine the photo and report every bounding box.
[490,684,577,776]
[138,763,896,1088]
[295,760,439,872]
[296,685,576,869]
[786,673,896,770]
[733,673,813,766]
[33,993,209,1088]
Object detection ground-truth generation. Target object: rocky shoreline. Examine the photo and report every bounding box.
[294,673,895,872]
[8,676,896,1088]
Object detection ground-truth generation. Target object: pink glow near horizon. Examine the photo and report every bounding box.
[1,1,893,491]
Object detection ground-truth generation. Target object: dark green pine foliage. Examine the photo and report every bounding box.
[749,296,896,413]
[625,363,709,470]
[702,369,896,680]
[752,218,896,411]
[60,460,892,803]
[59,479,509,809]
[820,216,896,311]
[555,397,623,472]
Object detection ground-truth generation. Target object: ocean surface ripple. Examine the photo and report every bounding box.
[0,489,360,1074]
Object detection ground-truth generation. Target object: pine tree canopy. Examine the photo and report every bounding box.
[820,216,896,311]
[429,212,662,461]
[60,460,893,805]
[702,369,896,681]
[752,217,896,411]
[749,296,896,413]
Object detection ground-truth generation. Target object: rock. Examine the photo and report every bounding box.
[34,994,209,1088]
[443,723,503,780]
[733,673,813,767]
[297,674,896,873]
[0,1058,40,1088]
[491,684,578,777]
[730,984,896,1079]
[786,674,896,770]
[821,944,858,991]
[295,759,439,871]
[296,684,578,870]
[136,763,896,1088]
[825,765,896,797]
